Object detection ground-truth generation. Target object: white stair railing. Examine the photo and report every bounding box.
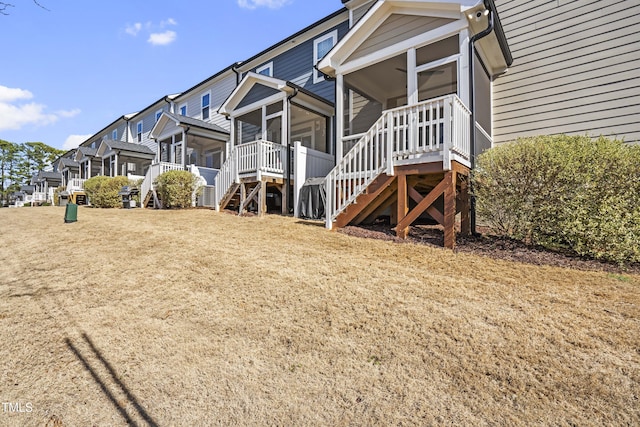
[214,140,289,211]
[140,162,184,207]
[66,178,86,193]
[325,94,471,229]
[214,146,240,211]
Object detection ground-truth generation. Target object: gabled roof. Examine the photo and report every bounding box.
[219,72,334,118]
[319,0,512,76]
[150,111,230,142]
[58,158,80,170]
[96,140,155,159]
[74,147,98,162]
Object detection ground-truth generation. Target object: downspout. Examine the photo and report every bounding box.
[468,1,494,235]
[232,62,242,86]
[286,88,299,214]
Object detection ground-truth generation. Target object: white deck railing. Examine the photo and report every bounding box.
[67,178,86,193]
[326,94,471,229]
[214,140,289,210]
[140,162,184,206]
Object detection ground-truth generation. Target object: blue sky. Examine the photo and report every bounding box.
[0,0,344,151]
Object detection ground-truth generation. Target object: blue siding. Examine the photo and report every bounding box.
[238,84,281,109]
[250,20,349,104]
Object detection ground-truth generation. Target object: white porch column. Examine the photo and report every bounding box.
[181,130,186,168]
[407,47,418,105]
[459,28,470,107]
[282,98,289,148]
[88,159,92,178]
[335,73,344,161]
[101,158,104,176]
[114,154,119,177]
[229,117,236,149]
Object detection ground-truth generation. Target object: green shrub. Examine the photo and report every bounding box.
[84,176,130,208]
[473,135,640,264]
[155,170,200,209]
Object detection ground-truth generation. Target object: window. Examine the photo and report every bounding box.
[179,104,187,116]
[136,121,143,143]
[155,109,163,122]
[201,93,210,120]
[313,30,338,84]
[256,62,273,77]
[112,129,117,140]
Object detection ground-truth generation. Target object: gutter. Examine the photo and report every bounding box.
[468,0,495,235]
[285,88,300,214]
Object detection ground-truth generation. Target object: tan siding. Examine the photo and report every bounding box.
[493,0,640,144]
[347,14,454,62]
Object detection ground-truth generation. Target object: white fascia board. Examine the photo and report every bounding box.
[219,72,289,115]
[230,92,287,118]
[318,1,468,76]
[336,18,467,75]
[149,112,179,139]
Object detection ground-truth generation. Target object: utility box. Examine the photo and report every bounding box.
[64,203,78,223]
[59,191,70,207]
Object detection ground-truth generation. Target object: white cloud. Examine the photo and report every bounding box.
[0,85,80,131]
[0,85,33,103]
[148,30,177,46]
[125,19,178,46]
[62,134,92,150]
[125,22,142,36]
[237,0,291,9]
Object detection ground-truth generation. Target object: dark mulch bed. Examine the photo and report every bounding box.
[339,223,640,275]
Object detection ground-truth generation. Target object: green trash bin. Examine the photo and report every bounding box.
[64,203,78,223]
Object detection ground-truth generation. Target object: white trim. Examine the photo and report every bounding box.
[112,129,118,140]
[201,91,211,120]
[337,20,467,75]
[256,62,274,77]
[232,92,287,118]
[136,120,143,143]
[155,109,163,122]
[313,30,338,84]
[416,53,461,73]
[179,103,187,116]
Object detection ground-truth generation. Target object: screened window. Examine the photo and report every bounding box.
[201,93,210,120]
[313,30,337,83]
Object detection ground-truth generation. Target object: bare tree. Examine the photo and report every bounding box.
[0,0,49,15]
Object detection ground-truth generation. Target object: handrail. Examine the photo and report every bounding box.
[214,140,288,210]
[326,94,470,229]
[140,162,183,206]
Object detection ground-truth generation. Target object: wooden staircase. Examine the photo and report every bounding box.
[326,95,473,249]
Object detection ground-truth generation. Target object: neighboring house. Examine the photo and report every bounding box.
[492,0,640,144]
[53,0,637,249]
[31,171,62,204]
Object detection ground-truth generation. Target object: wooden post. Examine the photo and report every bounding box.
[443,171,456,249]
[459,173,471,235]
[396,174,409,239]
[239,182,246,216]
[259,180,267,216]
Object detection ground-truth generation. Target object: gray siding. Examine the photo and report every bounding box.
[238,84,281,110]
[352,1,375,26]
[493,0,640,143]
[347,14,455,62]
[175,73,235,133]
[261,20,349,102]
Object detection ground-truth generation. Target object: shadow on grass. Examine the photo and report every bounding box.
[66,333,158,427]
[295,219,325,227]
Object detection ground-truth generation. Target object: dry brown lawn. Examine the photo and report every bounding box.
[0,206,638,426]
